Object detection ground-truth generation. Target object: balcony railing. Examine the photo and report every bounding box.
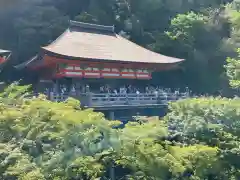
[48,92,190,107]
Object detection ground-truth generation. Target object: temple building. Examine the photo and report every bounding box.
[17,20,183,83]
[15,21,186,118]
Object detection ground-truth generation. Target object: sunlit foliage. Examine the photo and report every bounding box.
[166,97,240,179]
[0,84,239,179]
[225,48,240,88]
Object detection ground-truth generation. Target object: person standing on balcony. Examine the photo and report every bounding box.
[136,89,140,95]
[113,89,118,95]
[86,84,90,93]
[154,89,158,98]
[100,86,104,93]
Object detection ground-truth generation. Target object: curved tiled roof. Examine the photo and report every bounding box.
[42,21,183,64]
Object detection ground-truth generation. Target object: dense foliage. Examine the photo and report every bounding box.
[226,48,240,88]
[166,97,240,179]
[0,0,240,93]
[0,84,239,179]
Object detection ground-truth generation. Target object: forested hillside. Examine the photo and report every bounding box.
[0,0,240,93]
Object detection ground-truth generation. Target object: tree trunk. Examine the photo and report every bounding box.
[109,163,115,180]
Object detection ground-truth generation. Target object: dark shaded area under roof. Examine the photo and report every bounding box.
[14,55,40,69]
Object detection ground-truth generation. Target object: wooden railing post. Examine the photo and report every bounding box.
[87,93,93,107]
[126,94,129,104]
[49,92,54,101]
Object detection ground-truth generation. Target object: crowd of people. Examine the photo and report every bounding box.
[43,83,191,99]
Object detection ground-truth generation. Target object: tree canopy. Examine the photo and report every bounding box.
[0,84,239,179]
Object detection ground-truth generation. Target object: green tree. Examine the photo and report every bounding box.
[0,84,122,179]
[152,11,228,93]
[225,48,240,88]
[225,0,240,49]
[165,97,240,179]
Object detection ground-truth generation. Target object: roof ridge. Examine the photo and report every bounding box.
[69,20,115,32]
